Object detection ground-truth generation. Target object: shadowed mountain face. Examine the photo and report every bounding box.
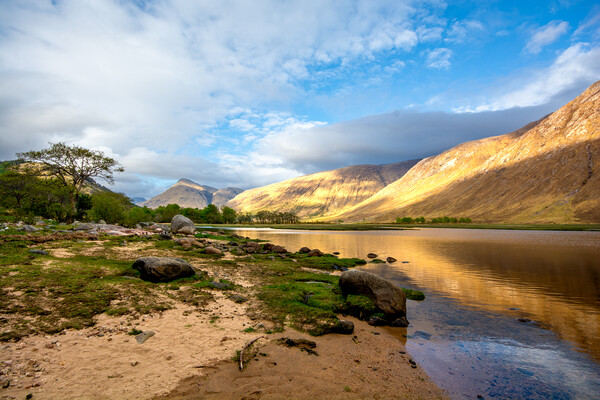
[333,80,600,223]
[226,160,420,218]
[139,179,243,209]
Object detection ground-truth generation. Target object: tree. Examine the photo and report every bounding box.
[17,142,124,213]
[88,192,132,224]
[221,206,237,224]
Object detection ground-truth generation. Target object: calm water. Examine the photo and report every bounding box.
[223,227,600,399]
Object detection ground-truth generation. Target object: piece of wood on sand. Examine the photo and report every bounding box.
[239,336,264,371]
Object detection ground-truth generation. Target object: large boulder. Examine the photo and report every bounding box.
[339,270,407,319]
[132,257,195,282]
[171,214,195,235]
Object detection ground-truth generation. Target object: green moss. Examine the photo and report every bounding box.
[402,288,425,301]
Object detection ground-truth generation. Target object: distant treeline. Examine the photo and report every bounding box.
[396,216,472,224]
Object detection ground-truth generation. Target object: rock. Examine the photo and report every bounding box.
[307,249,324,257]
[367,316,388,326]
[98,220,107,224]
[272,245,288,254]
[132,257,195,282]
[170,214,195,235]
[209,281,231,289]
[158,231,172,240]
[228,294,248,303]
[298,247,311,253]
[204,246,223,256]
[20,225,38,233]
[135,331,155,344]
[386,257,397,263]
[263,243,275,251]
[242,242,261,253]
[73,223,95,231]
[28,249,48,256]
[335,320,355,334]
[366,253,378,259]
[339,270,407,319]
[176,238,204,249]
[333,251,340,255]
[228,241,239,246]
[390,317,409,327]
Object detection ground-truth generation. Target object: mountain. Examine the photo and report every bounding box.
[332,80,600,223]
[226,160,420,218]
[139,178,243,209]
[212,187,245,208]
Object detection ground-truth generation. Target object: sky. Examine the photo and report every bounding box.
[1,0,599,200]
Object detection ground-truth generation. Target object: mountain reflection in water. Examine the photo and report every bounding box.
[226,227,600,398]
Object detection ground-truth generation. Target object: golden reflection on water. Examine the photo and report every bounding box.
[233,228,600,361]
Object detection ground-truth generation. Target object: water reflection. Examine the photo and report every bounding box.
[231,228,600,361]
[227,227,600,398]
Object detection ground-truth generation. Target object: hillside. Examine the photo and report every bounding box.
[226,160,419,218]
[332,80,600,223]
[139,178,243,209]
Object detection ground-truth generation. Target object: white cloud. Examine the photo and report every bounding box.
[423,48,453,69]
[461,43,600,112]
[444,19,484,43]
[525,20,569,54]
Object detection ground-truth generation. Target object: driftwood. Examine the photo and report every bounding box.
[239,336,264,371]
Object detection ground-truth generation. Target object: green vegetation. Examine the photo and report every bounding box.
[395,216,472,224]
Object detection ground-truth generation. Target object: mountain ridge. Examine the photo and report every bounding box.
[331,80,600,223]
[139,178,243,209]
[226,160,419,218]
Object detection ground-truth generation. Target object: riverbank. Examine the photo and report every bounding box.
[0,224,446,399]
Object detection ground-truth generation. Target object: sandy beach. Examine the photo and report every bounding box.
[0,231,447,400]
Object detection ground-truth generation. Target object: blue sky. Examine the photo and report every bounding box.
[1,0,599,199]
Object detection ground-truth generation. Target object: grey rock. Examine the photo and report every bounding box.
[335,320,355,335]
[132,257,195,282]
[209,281,231,289]
[339,270,407,319]
[390,317,409,327]
[73,223,95,231]
[98,220,107,224]
[20,225,38,233]
[170,214,195,235]
[158,231,172,240]
[228,294,248,303]
[28,249,48,256]
[135,331,155,344]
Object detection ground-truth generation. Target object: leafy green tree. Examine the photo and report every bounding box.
[17,142,124,213]
[88,192,131,224]
[221,206,237,224]
[126,206,154,226]
[204,204,223,224]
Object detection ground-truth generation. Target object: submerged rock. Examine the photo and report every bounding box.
[132,257,195,282]
[339,270,407,321]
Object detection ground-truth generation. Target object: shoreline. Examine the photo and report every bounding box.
[209,223,600,232]
[0,226,447,399]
